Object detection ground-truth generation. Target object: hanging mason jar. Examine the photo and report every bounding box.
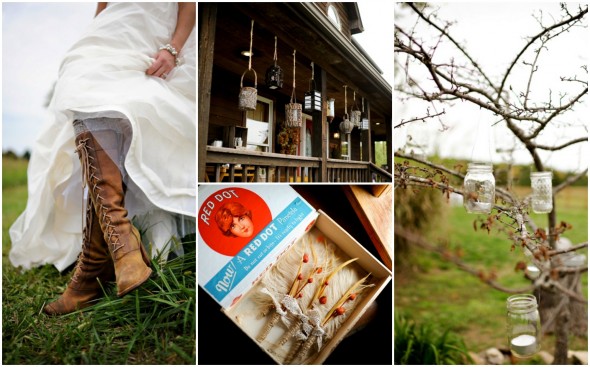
[350,90,361,127]
[463,162,495,214]
[326,98,335,123]
[506,294,541,358]
[360,97,369,130]
[285,49,302,127]
[530,171,553,214]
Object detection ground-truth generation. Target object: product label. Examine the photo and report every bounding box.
[204,197,313,303]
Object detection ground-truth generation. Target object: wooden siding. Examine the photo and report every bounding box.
[316,2,352,39]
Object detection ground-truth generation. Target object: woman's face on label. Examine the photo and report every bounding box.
[230,215,254,238]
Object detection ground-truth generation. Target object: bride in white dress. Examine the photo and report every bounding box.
[8,2,196,315]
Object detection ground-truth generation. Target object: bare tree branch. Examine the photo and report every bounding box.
[394,109,446,129]
[548,242,588,256]
[395,225,535,294]
[532,137,588,151]
[498,5,588,102]
[553,168,588,195]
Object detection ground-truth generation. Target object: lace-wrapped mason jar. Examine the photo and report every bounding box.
[530,171,553,214]
[463,162,495,214]
[506,294,541,358]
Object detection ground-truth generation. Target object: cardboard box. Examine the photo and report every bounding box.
[198,184,392,364]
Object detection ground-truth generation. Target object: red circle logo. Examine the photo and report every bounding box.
[198,187,272,256]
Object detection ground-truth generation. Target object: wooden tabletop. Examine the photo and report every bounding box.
[342,185,393,270]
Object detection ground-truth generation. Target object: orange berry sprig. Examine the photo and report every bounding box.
[308,257,358,310]
[322,273,371,327]
[288,237,320,298]
[293,265,323,298]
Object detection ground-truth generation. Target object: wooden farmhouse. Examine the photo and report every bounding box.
[198,2,392,182]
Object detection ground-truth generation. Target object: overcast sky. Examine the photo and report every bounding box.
[355,0,394,86]
[394,2,588,173]
[2,2,97,155]
[1,1,393,156]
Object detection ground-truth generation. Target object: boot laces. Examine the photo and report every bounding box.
[77,135,125,255]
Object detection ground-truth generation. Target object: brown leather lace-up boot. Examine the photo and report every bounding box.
[74,120,152,297]
[43,197,115,315]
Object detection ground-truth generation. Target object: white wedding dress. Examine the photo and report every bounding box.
[9,2,196,272]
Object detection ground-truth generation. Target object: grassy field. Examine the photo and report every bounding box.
[2,157,196,364]
[395,185,588,363]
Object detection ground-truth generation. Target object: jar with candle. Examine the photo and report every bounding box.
[463,162,495,214]
[530,171,553,214]
[506,294,541,358]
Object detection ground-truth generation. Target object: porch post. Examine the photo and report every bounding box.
[198,3,217,182]
[312,67,327,182]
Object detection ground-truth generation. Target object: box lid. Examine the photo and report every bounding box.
[198,184,318,309]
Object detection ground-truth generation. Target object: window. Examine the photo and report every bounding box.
[327,4,341,30]
[245,95,273,152]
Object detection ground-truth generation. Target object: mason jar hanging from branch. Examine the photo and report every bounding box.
[530,171,553,214]
[285,49,302,127]
[304,62,321,113]
[463,162,495,214]
[238,20,258,111]
[350,90,361,128]
[506,294,541,358]
[265,35,283,90]
[339,85,354,134]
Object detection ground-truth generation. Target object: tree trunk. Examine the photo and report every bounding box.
[552,305,570,364]
[539,275,587,336]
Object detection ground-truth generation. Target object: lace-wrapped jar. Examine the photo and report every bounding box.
[463,162,495,214]
[530,171,553,214]
[506,294,541,358]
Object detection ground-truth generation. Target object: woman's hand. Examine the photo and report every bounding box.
[146,49,176,79]
[145,3,196,80]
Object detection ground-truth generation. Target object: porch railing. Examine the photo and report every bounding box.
[205,146,392,183]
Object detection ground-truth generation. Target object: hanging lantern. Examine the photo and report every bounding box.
[339,85,354,134]
[360,97,369,130]
[285,49,302,127]
[265,36,283,90]
[339,118,354,134]
[350,90,361,127]
[238,20,258,111]
[506,294,541,358]
[304,62,322,113]
[327,98,335,123]
[463,162,495,214]
[530,171,553,214]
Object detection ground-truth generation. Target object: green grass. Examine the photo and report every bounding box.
[2,156,196,364]
[395,313,473,365]
[395,186,588,362]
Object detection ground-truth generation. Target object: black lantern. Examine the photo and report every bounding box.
[304,62,322,113]
[265,36,283,90]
